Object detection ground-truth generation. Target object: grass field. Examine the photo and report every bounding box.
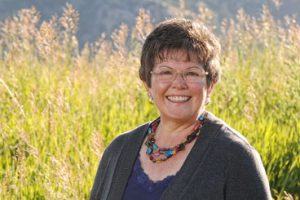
[0,4,299,199]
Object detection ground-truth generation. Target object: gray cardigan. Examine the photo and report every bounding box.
[90,112,272,200]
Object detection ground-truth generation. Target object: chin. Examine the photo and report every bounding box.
[164,113,197,121]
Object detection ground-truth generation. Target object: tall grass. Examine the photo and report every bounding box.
[0,3,299,199]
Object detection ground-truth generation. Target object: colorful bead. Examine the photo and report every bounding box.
[153,152,160,157]
[178,143,185,150]
[145,140,152,146]
[164,149,173,158]
[145,112,207,163]
[146,147,152,154]
[150,138,155,143]
[187,134,193,142]
[193,123,201,131]
[199,114,205,121]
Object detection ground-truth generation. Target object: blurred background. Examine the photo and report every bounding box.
[1,0,299,47]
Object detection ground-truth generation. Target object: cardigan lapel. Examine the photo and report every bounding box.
[161,112,222,200]
[105,113,222,200]
[108,123,149,200]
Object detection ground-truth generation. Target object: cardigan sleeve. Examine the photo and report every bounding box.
[89,134,127,200]
[89,123,149,200]
[224,139,272,200]
[90,145,112,199]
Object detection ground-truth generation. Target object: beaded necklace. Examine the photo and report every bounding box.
[145,112,207,163]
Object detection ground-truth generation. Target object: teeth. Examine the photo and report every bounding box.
[167,96,190,102]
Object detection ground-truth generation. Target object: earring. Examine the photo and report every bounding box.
[205,96,211,105]
[148,92,154,103]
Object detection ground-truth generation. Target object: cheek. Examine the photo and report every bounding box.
[194,89,206,98]
[150,82,170,95]
[191,82,207,94]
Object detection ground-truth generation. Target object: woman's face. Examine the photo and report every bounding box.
[146,50,214,122]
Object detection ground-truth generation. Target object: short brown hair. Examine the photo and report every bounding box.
[139,18,221,87]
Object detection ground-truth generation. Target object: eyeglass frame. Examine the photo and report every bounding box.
[150,66,209,83]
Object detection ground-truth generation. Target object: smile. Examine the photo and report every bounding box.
[166,96,191,103]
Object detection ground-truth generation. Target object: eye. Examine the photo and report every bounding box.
[185,71,200,77]
[158,70,173,75]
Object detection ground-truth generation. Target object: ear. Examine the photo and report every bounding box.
[143,81,154,103]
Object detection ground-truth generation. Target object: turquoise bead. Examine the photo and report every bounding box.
[153,144,158,150]
[146,147,153,154]
[199,114,204,120]
[164,149,173,158]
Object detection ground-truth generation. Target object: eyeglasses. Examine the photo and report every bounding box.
[151,66,208,83]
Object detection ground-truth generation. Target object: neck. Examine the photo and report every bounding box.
[157,118,196,136]
[155,110,206,144]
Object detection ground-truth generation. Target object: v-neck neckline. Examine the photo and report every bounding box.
[108,112,222,200]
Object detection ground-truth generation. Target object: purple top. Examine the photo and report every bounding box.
[122,158,174,200]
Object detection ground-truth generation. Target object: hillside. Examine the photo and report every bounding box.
[0,0,299,46]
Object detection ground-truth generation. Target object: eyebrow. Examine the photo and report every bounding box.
[155,65,205,70]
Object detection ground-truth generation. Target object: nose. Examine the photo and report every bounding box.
[172,72,188,88]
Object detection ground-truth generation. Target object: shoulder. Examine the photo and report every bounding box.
[103,122,150,156]
[206,112,258,160]
[207,112,269,179]
[206,113,272,199]
[217,123,253,153]
[90,122,150,199]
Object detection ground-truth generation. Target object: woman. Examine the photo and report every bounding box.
[90,19,272,200]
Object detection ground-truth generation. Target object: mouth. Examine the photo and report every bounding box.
[166,95,191,103]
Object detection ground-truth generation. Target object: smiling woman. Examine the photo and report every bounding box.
[147,50,212,124]
[90,18,273,200]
